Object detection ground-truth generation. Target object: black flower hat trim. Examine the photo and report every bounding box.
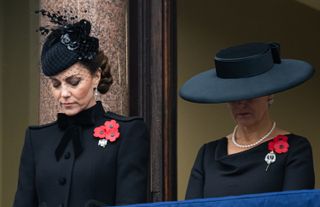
[36,9,98,61]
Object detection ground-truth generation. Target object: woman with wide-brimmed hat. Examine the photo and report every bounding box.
[180,42,315,199]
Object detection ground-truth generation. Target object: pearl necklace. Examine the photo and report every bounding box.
[232,122,276,148]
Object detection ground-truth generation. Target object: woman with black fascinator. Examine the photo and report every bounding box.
[13,11,149,207]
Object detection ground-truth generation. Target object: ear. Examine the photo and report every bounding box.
[267,95,274,100]
[267,95,274,105]
[93,68,102,87]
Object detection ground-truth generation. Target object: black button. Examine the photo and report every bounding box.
[58,177,66,185]
[64,152,71,159]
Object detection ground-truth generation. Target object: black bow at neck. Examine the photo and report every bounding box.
[55,101,105,161]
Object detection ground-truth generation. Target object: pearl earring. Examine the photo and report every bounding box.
[94,88,99,99]
[268,98,274,105]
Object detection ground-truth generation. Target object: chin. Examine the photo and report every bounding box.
[236,118,256,126]
[62,107,82,116]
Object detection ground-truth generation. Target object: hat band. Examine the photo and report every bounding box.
[215,47,275,79]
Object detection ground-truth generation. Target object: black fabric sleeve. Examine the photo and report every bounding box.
[115,120,149,205]
[282,136,315,190]
[13,128,38,207]
[185,144,206,200]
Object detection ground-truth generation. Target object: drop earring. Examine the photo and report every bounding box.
[268,96,274,106]
[94,87,99,100]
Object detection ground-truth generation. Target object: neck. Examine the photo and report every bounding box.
[236,118,274,144]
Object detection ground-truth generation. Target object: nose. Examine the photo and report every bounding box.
[61,86,71,98]
[232,99,250,108]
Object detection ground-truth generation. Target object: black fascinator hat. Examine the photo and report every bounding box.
[38,10,99,76]
[179,42,314,103]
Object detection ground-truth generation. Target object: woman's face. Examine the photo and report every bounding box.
[228,96,271,126]
[49,63,101,116]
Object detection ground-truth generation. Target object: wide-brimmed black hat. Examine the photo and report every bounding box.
[179,42,314,103]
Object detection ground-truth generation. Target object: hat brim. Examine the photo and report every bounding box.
[179,59,314,103]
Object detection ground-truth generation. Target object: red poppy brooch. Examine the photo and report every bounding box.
[265,135,289,171]
[93,120,120,148]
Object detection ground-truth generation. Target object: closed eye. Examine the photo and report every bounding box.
[50,78,61,88]
[66,76,81,86]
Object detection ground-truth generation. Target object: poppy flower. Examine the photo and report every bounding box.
[105,129,120,142]
[274,135,288,142]
[104,120,120,131]
[273,140,289,153]
[93,120,121,146]
[93,126,108,139]
[267,135,289,154]
[268,141,275,151]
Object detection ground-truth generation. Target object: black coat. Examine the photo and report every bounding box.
[13,102,149,207]
[185,134,315,199]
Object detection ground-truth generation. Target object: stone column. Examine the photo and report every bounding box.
[39,0,128,124]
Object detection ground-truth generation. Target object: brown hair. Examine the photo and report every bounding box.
[80,51,113,94]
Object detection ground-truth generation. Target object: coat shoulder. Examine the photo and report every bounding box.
[28,121,58,130]
[105,111,143,122]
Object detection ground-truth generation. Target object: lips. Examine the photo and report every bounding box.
[61,103,75,107]
[236,112,251,117]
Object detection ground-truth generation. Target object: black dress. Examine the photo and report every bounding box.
[13,102,149,207]
[185,134,315,199]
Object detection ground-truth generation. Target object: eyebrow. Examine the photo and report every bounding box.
[49,74,81,82]
[49,77,59,81]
